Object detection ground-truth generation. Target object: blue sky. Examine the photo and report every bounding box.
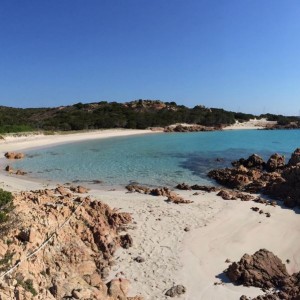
[0,0,299,115]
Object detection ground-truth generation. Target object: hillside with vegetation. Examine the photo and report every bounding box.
[0,100,299,133]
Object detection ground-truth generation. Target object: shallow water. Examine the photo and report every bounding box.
[11,130,300,187]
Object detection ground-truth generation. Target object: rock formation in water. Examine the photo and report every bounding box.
[208,148,300,208]
[4,152,25,159]
[0,187,142,300]
[164,124,217,132]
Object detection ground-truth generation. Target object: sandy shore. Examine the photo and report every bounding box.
[0,129,299,299]
[223,118,277,130]
[0,129,154,155]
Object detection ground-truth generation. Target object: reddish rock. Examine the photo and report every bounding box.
[208,148,300,208]
[175,183,191,190]
[228,250,300,300]
[232,154,265,169]
[55,185,72,196]
[150,187,172,197]
[125,184,150,194]
[217,190,234,200]
[4,152,25,159]
[190,185,218,192]
[226,249,289,289]
[0,189,140,300]
[266,153,285,171]
[5,165,13,172]
[119,234,133,249]
[70,185,89,193]
[288,148,300,166]
[107,278,130,300]
[167,193,193,204]
[165,285,186,297]
[16,170,27,175]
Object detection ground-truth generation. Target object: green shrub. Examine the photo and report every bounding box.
[0,252,14,272]
[0,189,13,208]
[0,189,13,224]
[0,211,9,223]
[22,279,38,296]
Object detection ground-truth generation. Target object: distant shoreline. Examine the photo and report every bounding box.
[222,118,277,130]
[0,128,155,155]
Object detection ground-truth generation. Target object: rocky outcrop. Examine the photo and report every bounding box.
[227,249,300,300]
[175,183,218,192]
[4,152,25,159]
[125,184,150,194]
[264,122,300,130]
[4,165,27,175]
[215,189,255,201]
[0,188,140,300]
[126,184,193,204]
[232,154,265,169]
[227,249,289,289]
[208,148,300,208]
[288,148,300,166]
[70,185,89,194]
[266,153,285,172]
[164,124,216,132]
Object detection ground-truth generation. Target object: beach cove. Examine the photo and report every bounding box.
[0,128,300,299]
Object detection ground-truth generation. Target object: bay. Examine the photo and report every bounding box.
[11,130,300,187]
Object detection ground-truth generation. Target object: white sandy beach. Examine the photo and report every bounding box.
[0,129,154,155]
[0,129,299,300]
[223,118,277,130]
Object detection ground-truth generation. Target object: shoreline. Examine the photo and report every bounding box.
[0,128,155,155]
[0,128,156,193]
[222,118,277,130]
[0,129,299,299]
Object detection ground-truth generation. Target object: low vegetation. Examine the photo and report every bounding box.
[19,279,38,296]
[0,100,299,133]
[0,189,16,238]
[0,189,13,223]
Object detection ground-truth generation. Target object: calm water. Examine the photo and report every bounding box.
[11,130,300,188]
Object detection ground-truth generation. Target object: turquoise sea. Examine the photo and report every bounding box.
[11,130,300,188]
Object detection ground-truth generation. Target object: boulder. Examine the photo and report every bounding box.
[165,285,186,297]
[266,153,285,171]
[125,184,150,194]
[119,234,133,249]
[5,165,13,172]
[16,170,27,175]
[4,152,25,159]
[226,249,289,289]
[175,183,191,190]
[288,148,300,166]
[232,154,265,169]
[151,187,172,197]
[167,193,193,204]
[107,278,130,300]
[70,185,89,193]
[190,185,218,192]
[217,190,234,200]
